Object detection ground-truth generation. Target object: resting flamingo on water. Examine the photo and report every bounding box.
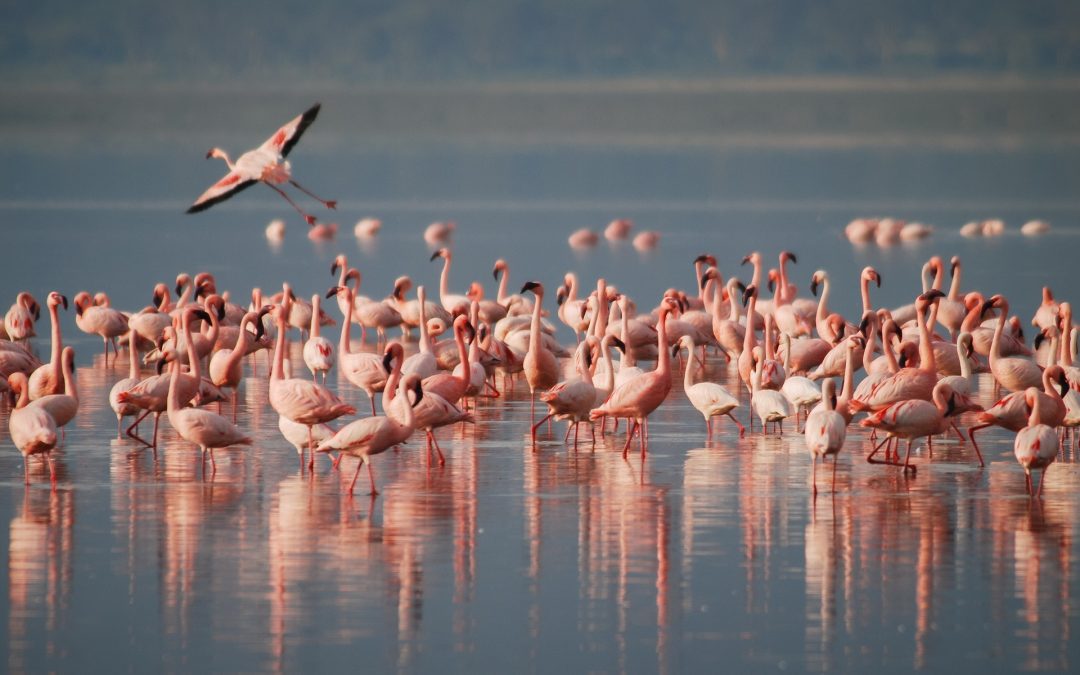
[6,372,58,484]
[28,292,68,399]
[187,103,335,225]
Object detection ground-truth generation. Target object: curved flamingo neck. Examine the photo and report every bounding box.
[930,261,945,291]
[211,148,235,170]
[727,281,741,321]
[455,321,470,389]
[682,338,696,389]
[860,274,872,313]
[816,275,831,326]
[184,312,203,381]
[840,342,855,402]
[1028,390,1043,427]
[1042,369,1063,402]
[990,302,1008,363]
[778,257,792,302]
[14,378,29,409]
[931,383,950,413]
[960,297,984,333]
[382,351,404,410]
[225,315,254,372]
[958,339,973,380]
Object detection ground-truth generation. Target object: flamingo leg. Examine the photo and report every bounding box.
[367,460,379,496]
[639,419,647,457]
[831,453,839,493]
[621,421,638,458]
[349,458,363,494]
[289,178,334,209]
[1038,467,1047,497]
[48,454,56,485]
[563,422,573,444]
[967,423,989,462]
[126,410,152,446]
[431,432,446,466]
[332,452,343,470]
[307,426,315,470]
[812,455,818,497]
[573,422,580,451]
[265,183,317,225]
[23,458,29,485]
[902,439,915,472]
[531,413,553,446]
[728,413,746,438]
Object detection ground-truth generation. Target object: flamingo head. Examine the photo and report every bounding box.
[492,259,508,280]
[862,266,882,288]
[694,253,717,267]
[950,256,961,277]
[407,375,424,407]
[175,273,191,297]
[741,251,759,267]
[72,291,92,317]
[330,254,348,277]
[152,283,170,309]
[325,286,344,300]
[47,292,68,311]
[810,270,826,297]
[780,250,797,266]
[555,285,568,306]
[430,248,450,262]
[382,342,404,374]
[958,332,975,359]
[520,281,542,295]
[766,269,779,294]
[741,284,757,307]
[858,311,876,338]
[392,276,411,301]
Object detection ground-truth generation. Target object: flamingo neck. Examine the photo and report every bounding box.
[184,313,203,381]
[656,310,671,377]
[931,262,944,291]
[1042,369,1062,401]
[600,337,615,393]
[860,275,872,314]
[948,264,962,300]
[958,340,972,380]
[128,333,140,380]
[595,281,609,338]
[225,316,253,372]
[619,299,636,367]
[417,289,431,354]
[338,288,354,356]
[727,282,740,321]
[440,254,453,306]
[272,311,288,381]
[309,296,321,338]
[213,149,235,171]
[62,351,77,400]
[742,295,757,353]
[1028,391,1043,427]
[682,339,696,390]
[816,275,831,326]
[14,379,29,409]
[497,268,510,304]
[841,343,855,402]
[990,304,1007,362]
[382,354,403,411]
[882,324,900,374]
[916,301,936,374]
[455,323,470,389]
[48,303,63,383]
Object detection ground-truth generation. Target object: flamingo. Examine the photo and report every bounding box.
[604,218,632,241]
[986,295,1042,393]
[429,248,471,315]
[780,333,822,430]
[32,346,79,438]
[317,375,423,495]
[209,309,266,417]
[328,283,389,415]
[28,292,68,400]
[521,282,561,422]
[166,318,251,475]
[533,340,598,449]
[302,294,335,382]
[128,285,174,344]
[1014,387,1059,497]
[109,332,143,437]
[968,365,1069,458]
[187,103,335,225]
[269,292,356,470]
[861,380,973,471]
[4,292,39,341]
[675,335,744,437]
[73,291,129,362]
[6,372,58,484]
[1032,287,1059,332]
[750,347,792,435]
[804,378,846,496]
[401,286,439,381]
[589,298,677,457]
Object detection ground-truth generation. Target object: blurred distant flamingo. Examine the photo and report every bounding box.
[187,103,335,225]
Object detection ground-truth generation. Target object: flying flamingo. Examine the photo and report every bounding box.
[1014,387,1059,497]
[590,298,677,457]
[28,292,68,399]
[187,103,336,225]
[6,372,58,484]
[804,378,846,496]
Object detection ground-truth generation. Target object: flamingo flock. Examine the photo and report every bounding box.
[3,240,1078,499]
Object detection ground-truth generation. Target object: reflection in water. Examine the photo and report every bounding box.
[8,488,74,672]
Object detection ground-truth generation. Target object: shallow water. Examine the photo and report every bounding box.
[1,89,1080,672]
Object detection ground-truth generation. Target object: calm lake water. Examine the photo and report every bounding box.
[1,85,1079,672]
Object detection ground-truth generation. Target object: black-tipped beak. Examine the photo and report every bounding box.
[699,273,709,290]
[735,280,746,294]
[175,281,184,296]
[858,315,870,337]
[75,303,84,318]
[204,149,214,159]
[741,254,751,266]
[584,348,593,370]
[429,251,441,262]
[254,318,265,341]
[194,283,207,300]
[492,265,500,280]
[671,344,681,358]
[786,252,798,264]
[330,261,340,277]
[152,289,163,307]
[31,302,40,320]
[920,289,946,302]
[741,285,756,307]
[465,322,477,342]
[693,254,709,264]
[412,379,424,407]
[521,281,540,294]
[382,350,394,374]
[950,259,959,277]
[980,301,995,318]
[60,295,68,310]
[326,286,341,299]
[215,302,225,321]
[156,358,167,375]
[611,336,626,353]
[1059,373,1070,398]
[874,272,882,288]
[1034,331,1047,351]
[898,351,908,369]
[810,278,819,297]
[193,309,212,323]
[767,277,776,293]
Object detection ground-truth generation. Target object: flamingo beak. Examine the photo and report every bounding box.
[874,272,882,288]
[693,254,710,264]
[254,318,265,341]
[156,358,167,375]
[382,350,394,374]
[950,260,959,277]
[671,344,681,358]
[325,286,341,299]
[767,277,775,293]
[521,281,540,294]
[741,285,755,307]
[492,265,500,280]
[216,302,225,321]
[786,252,798,264]
[429,251,441,262]
[920,289,946,302]
[1034,331,1047,351]
[412,379,424,407]
[331,261,340,277]
[175,281,184,296]
[810,278,819,297]
[204,149,213,159]
[898,351,908,369]
[60,295,68,310]
[193,309,212,323]
[1059,372,1070,398]
[741,254,751,266]
[611,337,626,353]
